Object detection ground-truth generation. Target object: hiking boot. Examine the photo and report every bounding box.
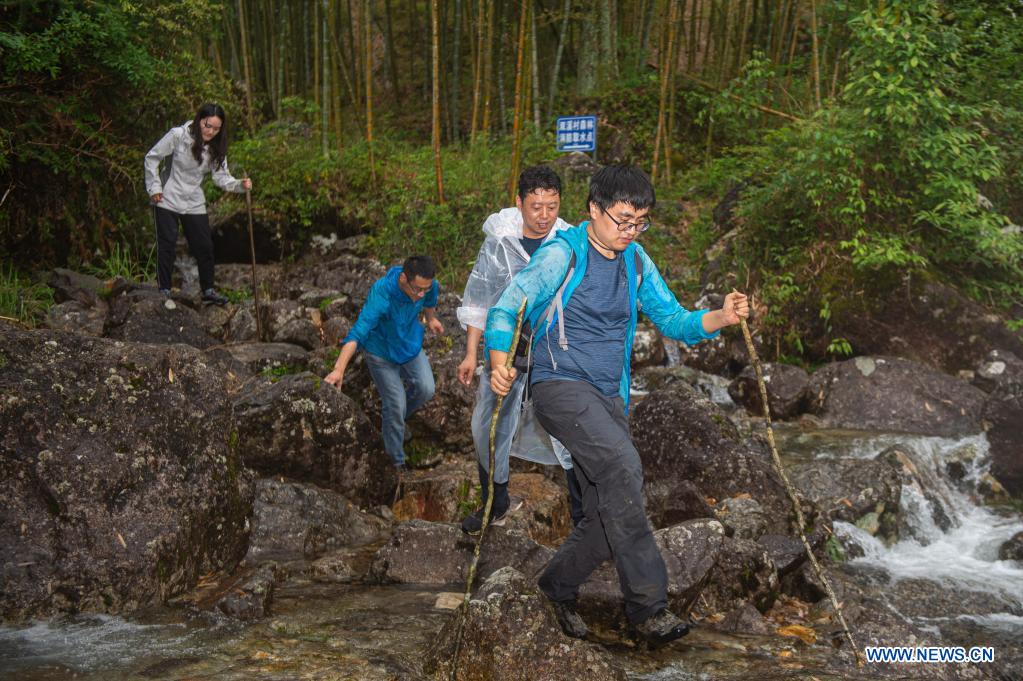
[459,495,523,535]
[202,288,229,305]
[633,609,691,649]
[547,598,589,639]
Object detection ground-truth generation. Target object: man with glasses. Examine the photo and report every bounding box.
[325,255,444,472]
[455,165,582,535]
[485,166,749,647]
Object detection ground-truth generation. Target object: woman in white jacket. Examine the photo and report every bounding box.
[144,103,252,304]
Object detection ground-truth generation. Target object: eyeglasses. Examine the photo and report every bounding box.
[602,207,652,233]
[405,279,432,295]
[201,120,222,133]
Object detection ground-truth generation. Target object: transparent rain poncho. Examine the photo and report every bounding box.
[458,207,573,472]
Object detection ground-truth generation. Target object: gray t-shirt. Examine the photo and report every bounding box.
[531,243,629,396]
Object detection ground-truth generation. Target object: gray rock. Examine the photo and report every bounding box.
[999,532,1023,562]
[45,300,107,336]
[702,536,779,613]
[973,349,1023,393]
[215,563,279,620]
[982,371,1023,498]
[578,519,724,629]
[233,373,395,507]
[206,341,310,376]
[631,321,666,369]
[715,496,768,540]
[631,380,798,536]
[267,299,320,350]
[0,326,253,620]
[48,268,104,306]
[643,478,715,528]
[717,602,774,635]
[105,290,220,349]
[757,534,807,576]
[245,479,389,563]
[790,452,901,542]
[368,520,554,586]
[425,567,625,681]
[728,362,809,420]
[807,356,986,437]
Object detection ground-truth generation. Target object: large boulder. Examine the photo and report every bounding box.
[700,536,779,614]
[728,362,810,420]
[0,325,253,620]
[976,351,1023,498]
[45,299,108,337]
[233,372,396,507]
[368,520,554,586]
[47,268,104,307]
[425,567,626,681]
[205,341,311,376]
[577,519,725,630]
[244,479,390,563]
[415,292,476,450]
[807,356,987,437]
[790,453,902,543]
[105,290,220,349]
[631,381,796,535]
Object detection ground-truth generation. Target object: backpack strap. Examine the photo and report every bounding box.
[634,249,644,311]
[542,251,575,351]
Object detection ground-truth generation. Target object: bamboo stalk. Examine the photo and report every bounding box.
[547,0,571,117]
[481,0,496,135]
[365,0,376,182]
[809,0,822,110]
[530,2,540,128]
[651,0,679,183]
[507,0,529,203]
[237,0,255,131]
[431,0,446,203]
[736,304,865,668]
[470,0,486,141]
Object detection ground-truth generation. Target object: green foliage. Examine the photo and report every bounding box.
[86,243,156,282]
[711,0,1023,358]
[0,265,54,327]
[455,478,481,517]
[825,534,847,563]
[219,286,251,304]
[259,363,304,381]
[0,0,243,267]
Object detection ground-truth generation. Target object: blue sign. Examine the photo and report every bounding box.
[556,115,597,153]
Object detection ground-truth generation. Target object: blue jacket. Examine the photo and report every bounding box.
[343,266,439,364]
[484,223,717,408]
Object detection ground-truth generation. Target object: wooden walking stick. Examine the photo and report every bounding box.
[735,292,866,667]
[243,175,263,342]
[448,298,528,681]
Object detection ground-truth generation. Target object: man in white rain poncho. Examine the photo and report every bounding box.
[456,165,583,534]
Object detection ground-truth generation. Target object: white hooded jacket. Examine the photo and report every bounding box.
[143,121,245,215]
[457,207,572,332]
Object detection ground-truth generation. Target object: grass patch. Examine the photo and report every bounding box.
[0,265,54,327]
[86,243,156,282]
[259,363,304,381]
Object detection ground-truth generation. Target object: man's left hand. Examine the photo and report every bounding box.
[427,317,445,336]
[722,291,750,326]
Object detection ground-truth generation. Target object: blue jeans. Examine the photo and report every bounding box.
[363,350,435,467]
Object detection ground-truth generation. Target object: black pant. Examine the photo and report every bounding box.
[154,206,215,291]
[533,379,668,625]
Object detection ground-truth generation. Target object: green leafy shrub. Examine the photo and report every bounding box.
[0,265,54,327]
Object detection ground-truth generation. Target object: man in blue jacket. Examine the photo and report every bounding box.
[485,166,749,648]
[325,255,444,471]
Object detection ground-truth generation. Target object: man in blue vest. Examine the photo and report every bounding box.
[325,255,444,472]
[485,166,749,648]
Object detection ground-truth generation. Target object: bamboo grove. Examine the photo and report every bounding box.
[207,0,854,198]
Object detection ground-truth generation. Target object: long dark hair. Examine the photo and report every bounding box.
[188,103,228,171]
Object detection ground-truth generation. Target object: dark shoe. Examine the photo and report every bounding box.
[459,496,523,535]
[202,288,228,305]
[548,598,589,639]
[633,609,691,649]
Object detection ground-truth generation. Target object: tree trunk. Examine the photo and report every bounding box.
[530,2,541,128]
[451,0,464,140]
[651,0,679,183]
[365,0,376,180]
[810,0,821,110]
[508,0,529,203]
[481,0,496,135]
[384,0,400,95]
[547,0,571,116]
[431,0,446,203]
[470,0,487,141]
[237,0,255,131]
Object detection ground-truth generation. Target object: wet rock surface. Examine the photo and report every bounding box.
[807,356,986,437]
[244,479,389,563]
[0,325,253,620]
[368,520,554,587]
[728,362,810,419]
[233,372,396,506]
[631,380,796,535]
[426,567,626,681]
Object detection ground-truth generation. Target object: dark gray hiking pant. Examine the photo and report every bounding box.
[532,379,668,624]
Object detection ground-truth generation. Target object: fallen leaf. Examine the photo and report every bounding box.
[924,401,934,412]
[116,532,127,549]
[778,650,793,658]
[838,498,853,508]
[168,367,175,383]
[777,624,817,644]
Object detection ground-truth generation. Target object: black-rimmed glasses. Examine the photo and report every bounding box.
[602,207,652,233]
